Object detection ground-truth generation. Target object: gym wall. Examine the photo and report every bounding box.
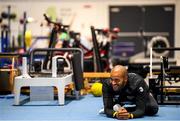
[0,0,180,58]
[109,5,175,59]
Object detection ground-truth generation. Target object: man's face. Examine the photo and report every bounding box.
[110,75,127,92]
[110,65,128,92]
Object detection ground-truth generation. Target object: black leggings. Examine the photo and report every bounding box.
[124,93,159,116]
[145,93,159,115]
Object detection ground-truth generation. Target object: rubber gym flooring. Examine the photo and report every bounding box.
[0,94,179,121]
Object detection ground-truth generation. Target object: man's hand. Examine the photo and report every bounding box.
[116,107,130,120]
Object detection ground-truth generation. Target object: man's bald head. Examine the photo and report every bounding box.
[110,65,128,92]
[111,65,127,78]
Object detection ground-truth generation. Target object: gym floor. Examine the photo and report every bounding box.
[0,94,179,121]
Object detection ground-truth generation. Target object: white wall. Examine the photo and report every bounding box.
[0,0,177,34]
[0,0,179,54]
[0,0,109,37]
[175,0,180,61]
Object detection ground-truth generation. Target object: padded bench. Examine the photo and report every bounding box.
[14,73,73,105]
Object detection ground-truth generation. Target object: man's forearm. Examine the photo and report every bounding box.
[130,108,145,118]
[104,108,116,118]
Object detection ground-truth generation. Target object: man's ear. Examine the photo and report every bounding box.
[124,74,128,81]
[124,74,128,80]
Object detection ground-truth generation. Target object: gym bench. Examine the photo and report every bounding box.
[14,73,73,105]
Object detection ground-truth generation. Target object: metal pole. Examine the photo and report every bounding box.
[150,47,153,78]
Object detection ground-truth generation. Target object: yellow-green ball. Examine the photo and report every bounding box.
[91,82,103,97]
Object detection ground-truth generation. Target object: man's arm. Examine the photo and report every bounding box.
[103,95,117,117]
[103,84,131,119]
[130,81,148,118]
[102,81,116,118]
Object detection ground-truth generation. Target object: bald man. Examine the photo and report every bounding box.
[102,65,158,119]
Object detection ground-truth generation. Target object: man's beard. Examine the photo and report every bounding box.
[112,84,122,92]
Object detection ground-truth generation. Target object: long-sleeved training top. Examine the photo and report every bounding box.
[102,73,150,118]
